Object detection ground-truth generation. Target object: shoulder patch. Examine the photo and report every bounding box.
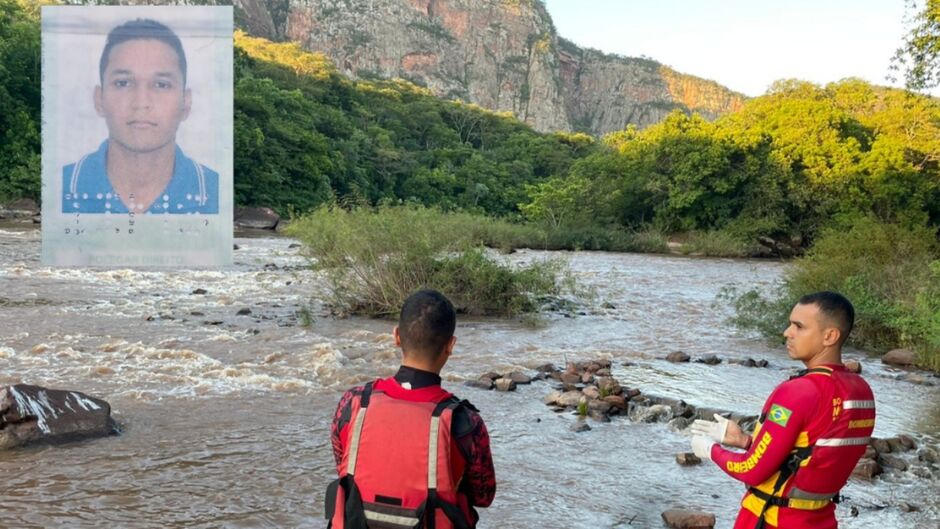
[767,404,792,427]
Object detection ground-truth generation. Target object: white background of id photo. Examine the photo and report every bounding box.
[41,5,233,267]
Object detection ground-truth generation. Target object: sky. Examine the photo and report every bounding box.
[542,0,931,97]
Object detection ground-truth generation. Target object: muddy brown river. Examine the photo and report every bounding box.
[1,225,937,528]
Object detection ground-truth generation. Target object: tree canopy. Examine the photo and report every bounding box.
[892,0,940,91]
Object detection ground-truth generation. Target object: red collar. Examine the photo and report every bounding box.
[374,376,453,403]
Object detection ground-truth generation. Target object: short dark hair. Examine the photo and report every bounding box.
[798,291,855,344]
[398,289,456,359]
[99,19,187,86]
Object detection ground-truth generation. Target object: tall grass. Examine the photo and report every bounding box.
[285,205,571,317]
[726,216,940,370]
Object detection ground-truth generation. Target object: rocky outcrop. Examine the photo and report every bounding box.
[0,198,39,220]
[234,206,281,230]
[234,0,745,135]
[0,385,117,449]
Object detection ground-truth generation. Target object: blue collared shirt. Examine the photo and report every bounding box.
[62,140,219,214]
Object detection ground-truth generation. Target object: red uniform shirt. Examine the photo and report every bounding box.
[331,367,496,524]
[711,365,875,529]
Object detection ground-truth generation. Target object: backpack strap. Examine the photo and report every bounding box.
[346,382,374,477]
[754,367,834,528]
[425,399,471,529]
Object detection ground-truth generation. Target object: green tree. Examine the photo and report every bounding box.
[892,0,940,91]
[0,0,41,202]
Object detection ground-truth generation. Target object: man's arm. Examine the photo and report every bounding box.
[453,406,496,508]
[710,378,818,487]
[330,387,364,474]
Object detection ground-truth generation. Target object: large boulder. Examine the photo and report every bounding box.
[1,385,116,449]
[666,351,691,363]
[878,454,909,471]
[882,348,916,366]
[234,206,281,230]
[630,403,673,423]
[493,378,517,392]
[1,198,40,218]
[661,509,716,529]
[695,354,722,365]
[507,371,532,385]
[554,391,583,408]
[852,458,883,480]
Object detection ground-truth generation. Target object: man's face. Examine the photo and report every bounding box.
[95,39,191,154]
[783,303,830,362]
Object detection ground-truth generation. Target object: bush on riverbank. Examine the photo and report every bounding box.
[285,204,570,317]
[728,216,940,370]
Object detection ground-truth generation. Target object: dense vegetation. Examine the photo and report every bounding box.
[727,215,940,370]
[892,0,940,91]
[2,4,938,246]
[286,205,569,317]
[0,0,41,202]
[233,32,593,216]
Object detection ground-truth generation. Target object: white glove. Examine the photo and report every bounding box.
[690,435,715,461]
[690,413,730,444]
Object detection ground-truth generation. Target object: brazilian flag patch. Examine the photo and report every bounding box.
[768,404,793,427]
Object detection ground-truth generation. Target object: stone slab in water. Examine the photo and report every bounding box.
[0,385,116,449]
[661,509,716,529]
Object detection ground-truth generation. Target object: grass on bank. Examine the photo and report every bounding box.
[725,215,940,370]
[285,204,573,317]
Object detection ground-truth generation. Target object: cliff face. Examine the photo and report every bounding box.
[234,0,745,135]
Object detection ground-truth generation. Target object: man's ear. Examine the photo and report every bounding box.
[180,88,192,121]
[823,327,841,348]
[443,336,456,358]
[94,86,103,117]
[392,326,402,347]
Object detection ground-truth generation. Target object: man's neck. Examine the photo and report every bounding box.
[394,365,442,390]
[805,347,842,369]
[400,358,441,374]
[106,140,175,210]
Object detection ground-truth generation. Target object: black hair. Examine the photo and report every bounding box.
[99,19,187,86]
[398,289,456,359]
[798,291,855,344]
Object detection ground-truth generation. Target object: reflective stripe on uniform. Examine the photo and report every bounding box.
[843,400,875,409]
[346,405,368,475]
[364,509,420,527]
[428,415,440,489]
[815,436,870,447]
[789,486,838,501]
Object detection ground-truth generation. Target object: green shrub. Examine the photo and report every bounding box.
[285,204,569,317]
[727,215,940,369]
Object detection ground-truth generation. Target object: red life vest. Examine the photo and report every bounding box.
[326,380,472,529]
[750,366,876,528]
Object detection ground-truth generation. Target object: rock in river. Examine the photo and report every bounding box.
[881,348,916,366]
[1,385,116,449]
[661,509,715,529]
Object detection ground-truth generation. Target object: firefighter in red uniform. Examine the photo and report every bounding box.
[690,291,876,529]
[327,289,496,529]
